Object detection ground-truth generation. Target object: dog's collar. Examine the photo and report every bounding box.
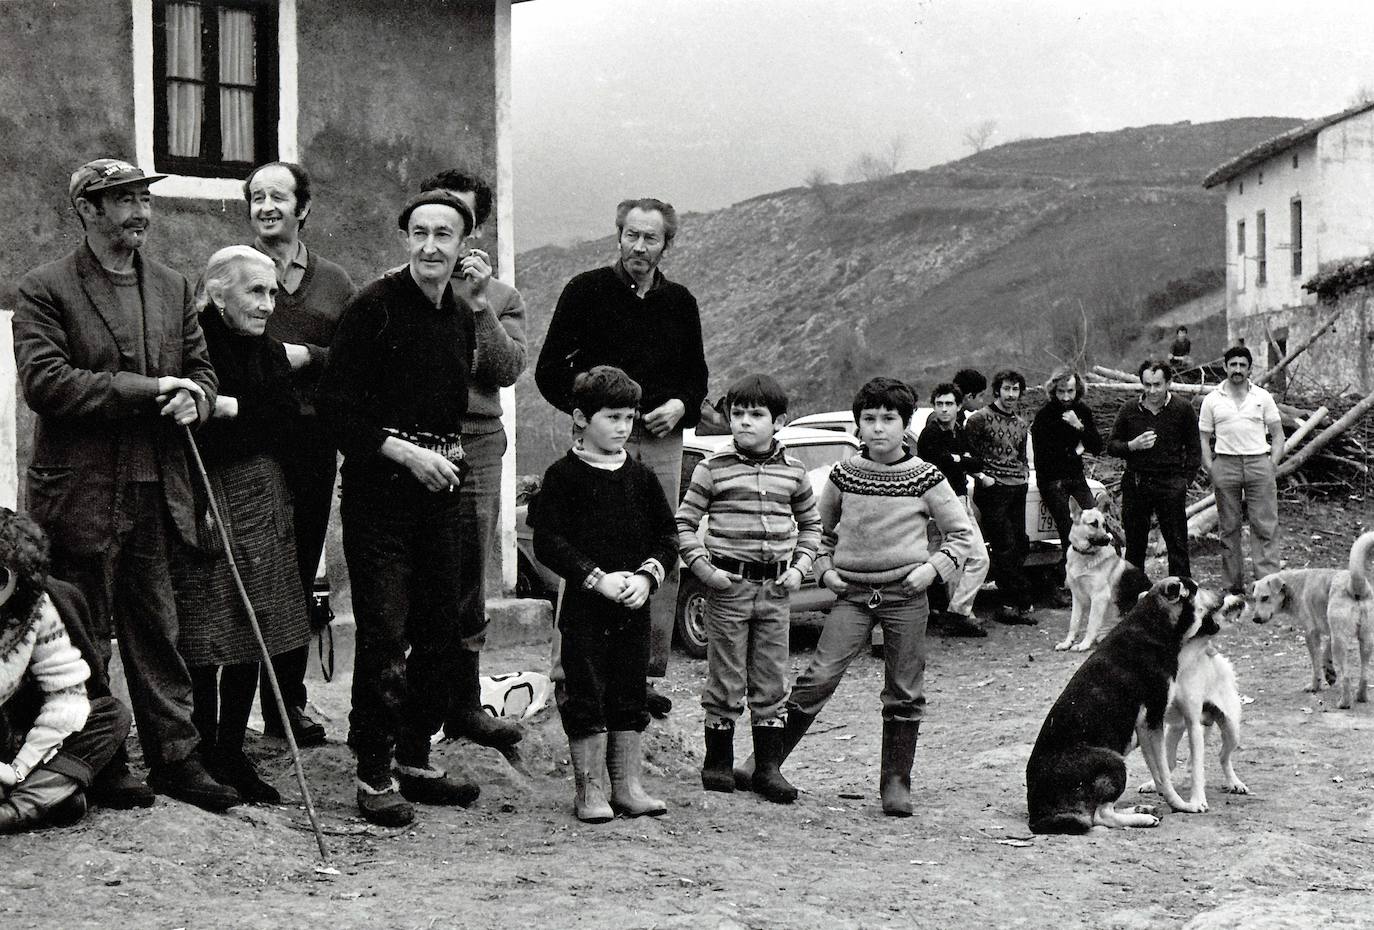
[1070,542,1095,553]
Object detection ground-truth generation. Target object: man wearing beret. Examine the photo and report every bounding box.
[317,191,485,826]
[13,158,236,812]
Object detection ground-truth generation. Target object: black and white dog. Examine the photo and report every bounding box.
[1026,574,1229,834]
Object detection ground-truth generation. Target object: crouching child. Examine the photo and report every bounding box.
[781,378,971,816]
[1,509,133,833]
[528,367,676,822]
[675,374,822,803]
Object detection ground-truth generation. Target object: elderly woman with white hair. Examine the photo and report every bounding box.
[170,245,311,804]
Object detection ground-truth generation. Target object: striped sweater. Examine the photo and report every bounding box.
[813,453,972,586]
[0,593,90,782]
[675,441,822,576]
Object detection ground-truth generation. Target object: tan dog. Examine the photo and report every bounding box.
[1137,593,1248,810]
[1251,531,1374,708]
[1057,499,1129,652]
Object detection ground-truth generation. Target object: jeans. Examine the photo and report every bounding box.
[701,579,791,726]
[50,483,201,769]
[1211,454,1280,589]
[342,466,464,770]
[789,584,929,723]
[973,482,1031,609]
[623,427,683,677]
[557,597,650,738]
[455,428,507,653]
[944,497,990,617]
[1120,471,1191,578]
[33,696,131,789]
[1039,477,1096,584]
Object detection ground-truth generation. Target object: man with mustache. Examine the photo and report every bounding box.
[14,158,234,811]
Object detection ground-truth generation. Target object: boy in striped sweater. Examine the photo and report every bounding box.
[763,378,972,816]
[676,374,822,803]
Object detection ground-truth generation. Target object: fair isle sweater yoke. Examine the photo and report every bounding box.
[0,594,91,781]
[812,453,973,586]
[675,441,823,575]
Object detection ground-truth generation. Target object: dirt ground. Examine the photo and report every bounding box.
[3,497,1373,930]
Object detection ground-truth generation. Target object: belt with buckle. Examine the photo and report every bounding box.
[383,427,465,463]
[715,556,788,583]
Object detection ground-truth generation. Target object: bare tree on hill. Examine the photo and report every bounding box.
[963,119,998,153]
[804,167,836,211]
[845,135,907,182]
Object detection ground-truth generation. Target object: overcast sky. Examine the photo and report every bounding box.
[511,0,1374,250]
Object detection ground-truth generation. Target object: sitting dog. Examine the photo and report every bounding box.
[1136,592,1248,810]
[1057,499,1130,652]
[1026,576,1225,834]
[1251,531,1374,708]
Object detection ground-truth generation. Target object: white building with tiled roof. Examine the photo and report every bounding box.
[1203,101,1374,393]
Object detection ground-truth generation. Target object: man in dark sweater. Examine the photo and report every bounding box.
[416,169,527,750]
[1106,360,1201,578]
[916,382,990,637]
[964,369,1035,625]
[245,160,355,748]
[1030,368,1104,606]
[535,198,708,712]
[316,191,482,827]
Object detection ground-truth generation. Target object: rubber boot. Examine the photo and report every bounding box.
[880,719,920,817]
[733,709,817,789]
[750,726,799,804]
[444,650,522,749]
[606,730,666,817]
[700,724,736,793]
[0,768,87,834]
[569,733,613,823]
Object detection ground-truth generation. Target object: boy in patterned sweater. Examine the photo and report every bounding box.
[528,367,677,823]
[760,378,971,816]
[676,374,822,804]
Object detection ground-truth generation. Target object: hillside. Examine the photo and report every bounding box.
[512,117,1300,473]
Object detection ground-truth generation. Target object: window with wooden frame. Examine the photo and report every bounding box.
[153,0,278,178]
[1290,198,1303,277]
[1255,210,1267,286]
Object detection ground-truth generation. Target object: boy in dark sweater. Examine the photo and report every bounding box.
[675,374,822,804]
[528,367,677,823]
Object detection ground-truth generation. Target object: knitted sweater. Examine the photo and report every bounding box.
[674,441,822,575]
[813,453,973,586]
[964,403,1029,485]
[0,594,90,781]
[1030,399,1103,484]
[262,248,355,413]
[461,277,527,432]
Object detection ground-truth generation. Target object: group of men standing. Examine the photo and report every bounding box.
[7,155,707,828]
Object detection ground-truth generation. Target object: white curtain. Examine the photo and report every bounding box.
[219,7,256,162]
[165,2,203,157]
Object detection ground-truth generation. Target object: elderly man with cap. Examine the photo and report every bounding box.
[13,158,236,812]
[316,190,484,826]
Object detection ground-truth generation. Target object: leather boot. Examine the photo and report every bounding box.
[880,719,920,817]
[750,725,798,804]
[733,709,816,789]
[87,758,156,810]
[0,769,87,834]
[148,755,240,812]
[443,650,522,749]
[606,730,666,817]
[700,724,735,793]
[569,733,613,823]
[393,734,479,807]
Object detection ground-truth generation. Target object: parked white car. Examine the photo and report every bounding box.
[514,425,860,658]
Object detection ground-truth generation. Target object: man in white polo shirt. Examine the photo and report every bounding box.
[1199,345,1285,594]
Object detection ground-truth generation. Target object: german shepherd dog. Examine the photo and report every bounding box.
[1136,593,1249,810]
[1251,532,1374,708]
[1027,575,1226,834]
[1057,499,1129,652]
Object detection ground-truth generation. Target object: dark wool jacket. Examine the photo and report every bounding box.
[1030,399,1103,484]
[1107,393,1202,479]
[316,269,475,467]
[534,264,708,428]
[915,419,983,498]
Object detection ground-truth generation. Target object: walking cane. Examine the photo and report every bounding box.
[182,425,331,865]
